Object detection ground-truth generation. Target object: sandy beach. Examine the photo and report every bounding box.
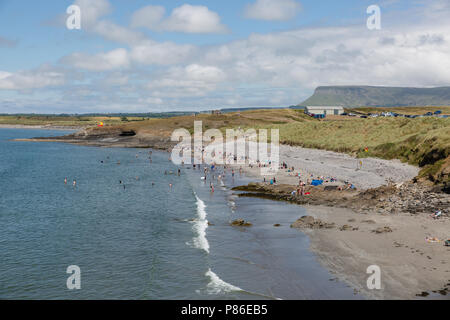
[303,206,450,299]
[234,144,420,191]
[230,144,449,299]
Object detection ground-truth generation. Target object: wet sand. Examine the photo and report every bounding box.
[302,205,450,299]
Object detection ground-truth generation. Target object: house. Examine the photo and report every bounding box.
[305,106,345,116]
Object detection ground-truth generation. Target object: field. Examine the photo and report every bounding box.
[353,106,450,115]
[0,115,148,127]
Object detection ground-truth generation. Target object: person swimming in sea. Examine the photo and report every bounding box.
[64,178,67,185]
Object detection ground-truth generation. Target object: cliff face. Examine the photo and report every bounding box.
[300,86,450,107]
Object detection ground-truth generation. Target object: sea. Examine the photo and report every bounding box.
[0,128,361,300]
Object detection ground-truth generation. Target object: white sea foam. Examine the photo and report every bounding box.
[205,269,242,294]
[192,195,210,254]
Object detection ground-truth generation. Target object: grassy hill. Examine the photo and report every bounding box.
[301,86,450,107]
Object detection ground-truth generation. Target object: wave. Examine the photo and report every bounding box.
[205,269,243,294]
[192,195,210,254]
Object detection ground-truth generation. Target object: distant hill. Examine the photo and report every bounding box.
[300,86,450,107]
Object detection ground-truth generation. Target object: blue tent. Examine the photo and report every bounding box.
[311,180,324,186]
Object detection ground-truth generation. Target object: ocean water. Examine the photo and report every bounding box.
[0,129,361,300]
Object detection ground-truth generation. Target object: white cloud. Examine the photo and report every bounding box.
[130,5,166,29]
[131,4,228,34]
[130,40,197,65]
[7,0,450,112]
[245,0,301,21]
[93,21,147,45]
[62,48,130,71]
[74,0,111,28]
[147,64,226,98]
[0,69,65,90]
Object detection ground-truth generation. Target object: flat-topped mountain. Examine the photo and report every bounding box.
[300,86,450,107]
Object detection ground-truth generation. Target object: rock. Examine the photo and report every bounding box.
[274,224,281,227]
[231,219,252,227]
[340,225,358,231]
[372,226,393,234]
[416,291,429,297]
[291,216,335,230]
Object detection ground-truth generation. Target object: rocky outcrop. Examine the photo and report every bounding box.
[291,216,335,230]
[233,182,450,217]
[231,219,253,227]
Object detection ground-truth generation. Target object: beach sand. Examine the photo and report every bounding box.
[302,205,450,299]
[234,144,420,191]
[229,144,449,299]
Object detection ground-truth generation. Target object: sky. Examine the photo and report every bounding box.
[0,0,449,113]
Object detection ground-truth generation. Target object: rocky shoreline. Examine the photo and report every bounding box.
[233,181,449,217]
[14,126,175,150]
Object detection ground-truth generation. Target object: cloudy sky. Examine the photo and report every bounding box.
[1,0,450,113]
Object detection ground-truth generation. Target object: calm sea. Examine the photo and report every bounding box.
[0,129,361,300]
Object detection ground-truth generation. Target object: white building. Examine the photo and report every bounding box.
[305,106,345,116]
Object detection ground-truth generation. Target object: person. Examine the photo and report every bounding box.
[73,180,77,187]
[64,178,67,185]
[178,169,181,176]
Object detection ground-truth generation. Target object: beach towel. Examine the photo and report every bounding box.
[426,237,440,243]
[311,180,323,186]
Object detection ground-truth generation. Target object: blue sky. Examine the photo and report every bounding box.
[0,0,448,113]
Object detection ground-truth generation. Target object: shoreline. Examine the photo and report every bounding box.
[0,124,82,130]
[303,205,450,299]
[8,126,450,299]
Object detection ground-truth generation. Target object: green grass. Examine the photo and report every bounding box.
[0,115,147,126]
